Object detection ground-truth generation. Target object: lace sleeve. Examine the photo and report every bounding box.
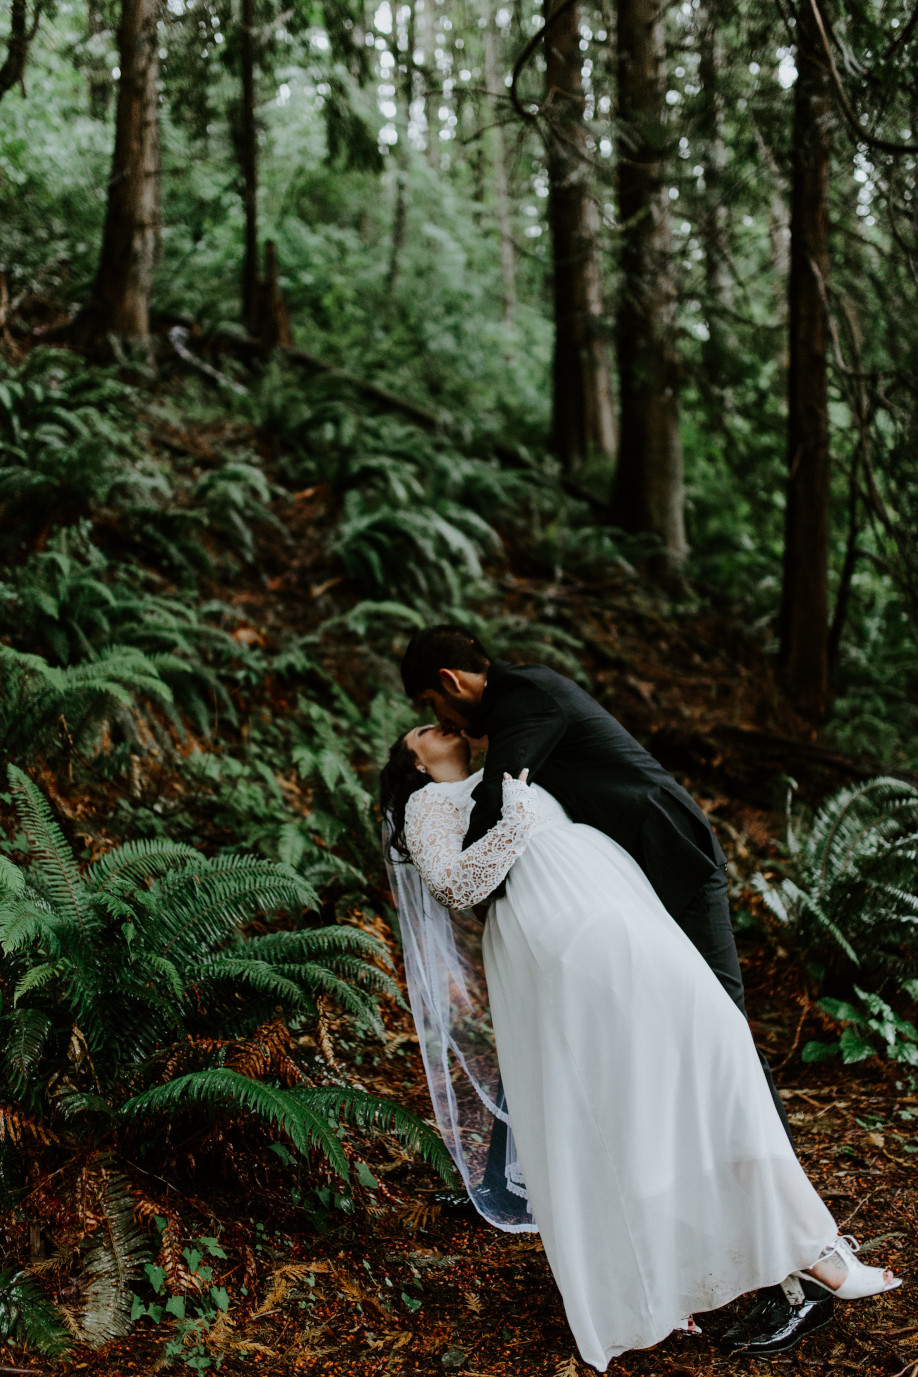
[404,777,537,910]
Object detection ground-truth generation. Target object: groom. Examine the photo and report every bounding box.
[401,623,834,1356]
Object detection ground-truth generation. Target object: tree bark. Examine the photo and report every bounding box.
[85,0,112,119]
[778,6,833,721]
[385,0,416,298]
[0,0,43,101]
[613,0,686,566]
[482,14,516,323]
[75,0,161,353]
[419,0,440,166]
[696,0,732,370]
[240,0,259,335]
[543,0,616,472]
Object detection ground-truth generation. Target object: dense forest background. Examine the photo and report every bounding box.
[1,0,918,1368]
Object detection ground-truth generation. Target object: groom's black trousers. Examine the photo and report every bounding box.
[481,864,794,1200]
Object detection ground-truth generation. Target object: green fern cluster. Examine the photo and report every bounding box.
[0,350,151,549]
[753,776,918,984]
[251,375,546,602]
[0,643,176,762]
[0,526,240,736]
[0,765,451,1350]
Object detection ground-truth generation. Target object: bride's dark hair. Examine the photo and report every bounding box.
[380,732,427,861]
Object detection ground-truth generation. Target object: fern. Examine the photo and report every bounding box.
[0,644,174,762]
[755,777,918,1062]
[0,769,414,1176]
[78,1171,150,1346]
[122,1070,351,1179]
[8,765,87,925]
[0,1268,70,1357]
[305,1087,456,1183]
[755,776,918,982]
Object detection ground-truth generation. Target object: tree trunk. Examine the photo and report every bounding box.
[86,0,111,119]
[613,0,687,566]
[75,0,161,353]
[240,0,259,335]
[482,14,516,324]
[696,0,732,371]
[0,0,42,101]
[778,8,833,721]
[386,0,416,298]
[257,239,292,353]
[544,0,616,472]
[419,0,440,166]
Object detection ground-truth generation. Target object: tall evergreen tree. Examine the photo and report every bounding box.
[778,0,833,720]
[74,0,161,354]
[543,0,616,472]
[613,0,687,566]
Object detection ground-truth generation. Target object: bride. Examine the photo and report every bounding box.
[380,723,901,1371]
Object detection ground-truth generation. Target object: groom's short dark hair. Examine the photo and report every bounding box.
[401,624,491,698]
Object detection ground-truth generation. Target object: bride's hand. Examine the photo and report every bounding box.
[503,768,530,783]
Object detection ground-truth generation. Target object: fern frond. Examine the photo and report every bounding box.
[78,1172,150,1346]
[121,1069,350,1178]
[8,765,86,927]
[303,1087,455,1183]
[0,1268,70,1356]
[87,837,200,892]
[3,1008,52,1087]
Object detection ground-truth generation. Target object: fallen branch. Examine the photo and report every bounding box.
[167,325,249,397]
[163,319,620,524]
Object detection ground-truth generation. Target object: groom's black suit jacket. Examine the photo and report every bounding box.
[463,658,726,920]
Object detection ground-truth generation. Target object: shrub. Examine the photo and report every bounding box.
[0,765,451,1350]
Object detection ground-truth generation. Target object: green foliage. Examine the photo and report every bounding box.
[802,986,918,1068]
[0,763,451,1348]
[0,1266,70,1357]
[0,760,382,1109]
[131,1229,230,1372]
[0,643,175,762]
[251,375,543,602]
[754,776,918,1062]
[0,350,151,548]
[753,776,918,982]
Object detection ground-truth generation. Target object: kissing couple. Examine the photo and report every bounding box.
[379,625,901,1370]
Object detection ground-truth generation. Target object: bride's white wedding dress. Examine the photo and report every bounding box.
[401,770,838,1371]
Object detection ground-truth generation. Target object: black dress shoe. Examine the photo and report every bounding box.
[718,1285,834,1357]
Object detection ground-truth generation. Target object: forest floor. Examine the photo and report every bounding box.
[2,400,916,1377]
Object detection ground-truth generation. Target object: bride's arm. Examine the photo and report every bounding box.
[404,776,536,911]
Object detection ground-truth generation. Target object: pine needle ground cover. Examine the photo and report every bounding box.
[0,357,915,1375]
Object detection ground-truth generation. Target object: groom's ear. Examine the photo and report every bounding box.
[438,668,463,696]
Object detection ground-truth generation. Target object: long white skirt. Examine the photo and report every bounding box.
[481,815,838,1370]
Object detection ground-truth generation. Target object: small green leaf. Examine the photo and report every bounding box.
[801,1040,839,1062]
[355,1161,378,1190]
[839,1028,877,1064]
[144,1263,167,1294]
[210,1286,230,1312]
[401,1292,422,1313]
[165,1295,186,1319]
[818,997,864,1025]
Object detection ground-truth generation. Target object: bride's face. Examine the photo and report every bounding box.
[406,722,471,779]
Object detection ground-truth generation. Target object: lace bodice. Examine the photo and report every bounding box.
[404,770,537,910]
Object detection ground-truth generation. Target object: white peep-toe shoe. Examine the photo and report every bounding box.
[795,1235,902,1301]
[671,1315,703,1335]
